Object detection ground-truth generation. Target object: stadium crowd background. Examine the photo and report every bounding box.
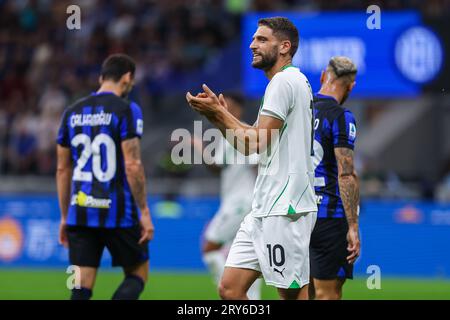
[1,0,450,300]
[0,0,449,201]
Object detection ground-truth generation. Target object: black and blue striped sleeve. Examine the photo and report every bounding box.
[120,101,144,141]
[56,110,70,147]
[332,110,356,150]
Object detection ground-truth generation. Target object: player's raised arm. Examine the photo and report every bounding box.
[186,84,283,155]
[56,145,72,247]
[335,147,360,263]
[122,137,154,244]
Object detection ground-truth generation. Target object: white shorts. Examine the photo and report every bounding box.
[225,211,317,289]
[204,204,249,245]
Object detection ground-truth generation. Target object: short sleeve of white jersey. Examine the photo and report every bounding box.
[260,73,293,122]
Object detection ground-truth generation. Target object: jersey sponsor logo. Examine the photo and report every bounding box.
[349,123,356,140]
[70,111,112,128]
[71,191,112,209]
[136,119,143,135]
[273,267,285,278]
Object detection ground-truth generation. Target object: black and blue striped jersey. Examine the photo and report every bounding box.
[313,93,356,219]
[57,91,144,228]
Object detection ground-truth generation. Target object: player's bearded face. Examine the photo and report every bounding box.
[251,44,278,70]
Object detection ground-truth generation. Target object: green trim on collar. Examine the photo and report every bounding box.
[280,64,294,72]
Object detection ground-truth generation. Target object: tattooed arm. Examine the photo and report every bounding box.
[335,147,359,224]
[122,138,154,244]
[335,147,360,264]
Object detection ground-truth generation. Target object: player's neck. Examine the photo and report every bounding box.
[265,58,293,80]
[97,82,123,97]
[318,86,343,104]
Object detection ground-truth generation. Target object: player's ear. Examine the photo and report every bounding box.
[98,75,103,85]
[320,71,325,85]
[122,72,132,83]
[349,81,356,92]
[280,40,291,56]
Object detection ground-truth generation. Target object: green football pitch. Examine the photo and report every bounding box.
[0,269,449,300]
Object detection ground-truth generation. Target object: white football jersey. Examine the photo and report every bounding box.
[251,66,318,217]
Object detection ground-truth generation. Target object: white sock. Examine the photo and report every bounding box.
[202,250,226,285]
[247,278,262,300]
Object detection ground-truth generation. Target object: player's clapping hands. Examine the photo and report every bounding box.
[186,84,228,117]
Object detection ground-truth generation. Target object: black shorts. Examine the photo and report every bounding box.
[310,218,353,280]
[66,224,149,268]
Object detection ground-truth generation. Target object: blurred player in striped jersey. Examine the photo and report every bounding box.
[191,93,262,300]
[56,54,154,300]
[309,56,360,300]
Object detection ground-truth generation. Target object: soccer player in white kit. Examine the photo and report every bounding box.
[191,94,262,299]
[186,17,317,300]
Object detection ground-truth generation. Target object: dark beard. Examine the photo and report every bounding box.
[252,49,278,71]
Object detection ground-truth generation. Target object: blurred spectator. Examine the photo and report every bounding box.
[436,175,450,203]
[0,0,240,175]
[436,160,450,203]
[6,109,39,174]
[35,85,67,174]
[0,0,449,199]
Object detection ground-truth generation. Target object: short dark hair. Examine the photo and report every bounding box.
[101,53,136,82]
[258,17,299,58]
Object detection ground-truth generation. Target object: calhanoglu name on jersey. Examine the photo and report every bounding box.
[71,191,112,209]
[70,111,112,128]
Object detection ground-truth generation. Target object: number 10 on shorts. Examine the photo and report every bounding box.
[266,244,286,267]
